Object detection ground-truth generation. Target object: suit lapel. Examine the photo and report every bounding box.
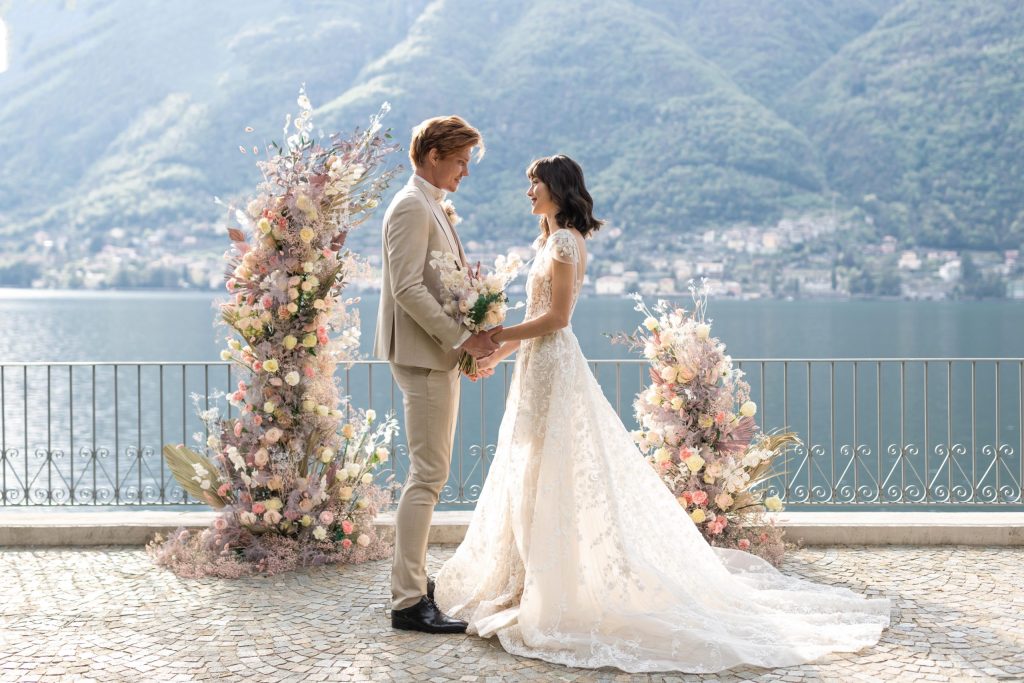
[421,189,467,269]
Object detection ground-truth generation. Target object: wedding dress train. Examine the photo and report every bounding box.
[435,229,890,673]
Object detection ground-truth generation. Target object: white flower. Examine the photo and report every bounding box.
[361,472,373,485]
[365,409,376,422]
[312,526,327,541]
[356,533,370,547]
[739,401,757,418]
[764,495,783,512]
[695,323,711,340]
[284,371,300,386]
[239,511,257,526]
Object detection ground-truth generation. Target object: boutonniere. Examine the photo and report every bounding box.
[440,198,461,226]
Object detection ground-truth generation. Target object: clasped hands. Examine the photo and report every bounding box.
[459,326,502,381]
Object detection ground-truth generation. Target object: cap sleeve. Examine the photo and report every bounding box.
[549,230,580,265]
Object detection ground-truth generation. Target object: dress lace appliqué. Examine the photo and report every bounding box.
[434,230,890,673]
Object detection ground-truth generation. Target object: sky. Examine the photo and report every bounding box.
[0,18,7,73]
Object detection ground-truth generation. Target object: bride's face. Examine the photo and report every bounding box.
[527,177,557,217]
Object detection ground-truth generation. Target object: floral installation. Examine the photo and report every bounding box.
[429,250,524,374]
[613,279,799,565]
[149,89,402,577]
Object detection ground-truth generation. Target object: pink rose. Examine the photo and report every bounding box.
[341,538,353,550]
[217,483,230,497]
[252,502,266,515]
[252,414,263,427]
[253,360,263,372]
[715,411,727,424]
[261,295,273,310]
[690,490,708,506]
[233,421,243,437]
[738,539,751,550]
[319,510,335,525]
[213,517,228,530]
[237,381,247,391]
[317,326,329,345]
[264,427,283,444]
[303,365,315,378]
[226,279,236,292]
[341,520,354,535]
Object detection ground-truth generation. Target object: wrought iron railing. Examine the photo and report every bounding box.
[0,359,1021,508]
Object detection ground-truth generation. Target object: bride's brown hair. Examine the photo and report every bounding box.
[527,155,604,237]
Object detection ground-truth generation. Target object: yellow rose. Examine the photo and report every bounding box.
[302,334,318,348]
[315,405,329,416]
[338,486,353,501]
[319,447,334,463]
[739,401,757,418]
[683,454,705,473]
[287,302,298,314]
[690,508,706,524]
[698,415,714,429]
[257,217,272,235]
[764,495,783,512]
[300,514,313,527]
[263,358,279,373]
[301,399,315,413]
[283,335,298,350]
[653,447,671,464]
[263,400,276,413]
[299,227,315,243]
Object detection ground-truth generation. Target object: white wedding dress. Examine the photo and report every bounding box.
[435,229,890,673]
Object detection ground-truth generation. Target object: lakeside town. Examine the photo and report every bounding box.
[12,212,1024,300]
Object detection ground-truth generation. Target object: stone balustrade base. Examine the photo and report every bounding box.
[0,509,1022,546]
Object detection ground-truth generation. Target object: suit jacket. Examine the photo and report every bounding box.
[373,175,470,371]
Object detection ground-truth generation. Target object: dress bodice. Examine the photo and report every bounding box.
[524,229,583,323]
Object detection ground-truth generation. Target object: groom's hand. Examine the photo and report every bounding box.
[459,327,502,359]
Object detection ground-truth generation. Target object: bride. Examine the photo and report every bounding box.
[434,154,890,673]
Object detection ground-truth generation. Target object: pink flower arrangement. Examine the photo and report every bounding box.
[615,280,800,566]
[152,92,401,577]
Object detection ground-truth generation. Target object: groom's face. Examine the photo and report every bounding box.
[433,146,473,193]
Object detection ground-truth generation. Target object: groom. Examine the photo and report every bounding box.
[374,115,498,633]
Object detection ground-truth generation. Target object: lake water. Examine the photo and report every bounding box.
[0,289,1021,509]
[1,289,1022,362]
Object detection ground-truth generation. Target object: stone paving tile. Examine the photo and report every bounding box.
[0,545,1021,682]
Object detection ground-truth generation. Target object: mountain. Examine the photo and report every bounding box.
[785,0,1024,249]
[0,0,1020,286]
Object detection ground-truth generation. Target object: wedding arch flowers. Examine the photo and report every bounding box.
[150,90,401,577]
[616,279,798,565]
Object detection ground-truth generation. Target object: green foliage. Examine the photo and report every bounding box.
[0,0,1020,261]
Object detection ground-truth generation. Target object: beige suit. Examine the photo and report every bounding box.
[374,174,470,610]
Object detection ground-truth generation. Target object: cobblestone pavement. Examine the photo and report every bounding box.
[0,545,1021,683]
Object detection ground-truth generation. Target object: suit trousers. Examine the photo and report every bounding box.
[389,362,461,610]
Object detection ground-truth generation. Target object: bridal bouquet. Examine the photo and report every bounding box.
[614,279,799,565]
[150,89,402,577]
[429,250,523,374]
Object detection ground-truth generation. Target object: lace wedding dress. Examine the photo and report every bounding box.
[435,229,890,673]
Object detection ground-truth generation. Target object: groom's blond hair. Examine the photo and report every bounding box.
[409,116,485,167]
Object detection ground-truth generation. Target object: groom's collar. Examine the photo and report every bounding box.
[411,173,446,203]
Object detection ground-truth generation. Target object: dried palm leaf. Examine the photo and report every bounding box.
[162,444,228,508]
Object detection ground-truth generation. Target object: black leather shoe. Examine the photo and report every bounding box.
[427,577,435,601]
[391,597,467,634]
